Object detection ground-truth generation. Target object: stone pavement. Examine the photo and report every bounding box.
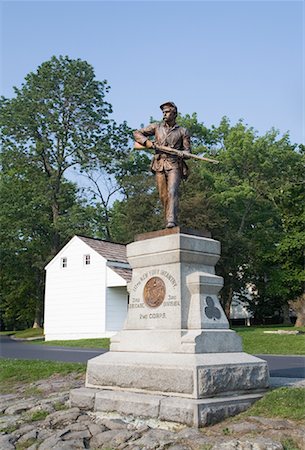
[0,373,304,450]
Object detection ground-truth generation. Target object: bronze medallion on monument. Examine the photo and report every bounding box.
[143,277,166,308]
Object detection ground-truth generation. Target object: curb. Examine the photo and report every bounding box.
[269,377,305,388]
[10,335,45,341]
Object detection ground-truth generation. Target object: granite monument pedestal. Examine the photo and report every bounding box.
[70,228,269,427]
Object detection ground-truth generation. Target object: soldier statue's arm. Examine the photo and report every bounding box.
[133,123,158,149]
[180,127,191,159]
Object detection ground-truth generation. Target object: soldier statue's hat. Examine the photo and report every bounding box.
[160,101,177,112]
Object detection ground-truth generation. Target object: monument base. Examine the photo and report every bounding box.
[71,350,268,427]
[70,387,264,427]
[110,329,243,353]
[70,229,269,427]
[85,352,268,399]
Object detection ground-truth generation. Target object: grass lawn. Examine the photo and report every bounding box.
[37,325,305,354]
[31,338,110,349]
[0,328,44,338]
[14,327,44,338]
[0,359,86,393]
[3,325,305,354]
[233,325,305,355]
[238,386,305,421]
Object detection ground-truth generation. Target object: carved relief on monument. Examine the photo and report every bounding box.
[143,277,166,308]
[204,296,221,321]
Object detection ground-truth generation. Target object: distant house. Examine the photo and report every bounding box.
[44,235,131,341]
[230,297,253,326]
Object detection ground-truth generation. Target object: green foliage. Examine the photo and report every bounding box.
[24,385,43,396]
[53,402,69,411]
[282,438,301,450]
[0,55,130,329]
[0,144,94,329]
[16,439,42,450]
[212,126,300,316]
[0,55,116,250]
[108,148,164,242]
[28,410,49,421]
[0,424,19,433]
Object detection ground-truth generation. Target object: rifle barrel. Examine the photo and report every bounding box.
[134,142,219,164]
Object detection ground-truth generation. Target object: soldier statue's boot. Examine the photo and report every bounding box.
[166,222,176,228]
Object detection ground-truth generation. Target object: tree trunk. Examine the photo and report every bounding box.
[289,293,305,328]
[51,199,61,256]
[32,269,44,328]
[224,286,234,320]
[281,302,291,325]
[33,298,43,329]
[295,315,305,327]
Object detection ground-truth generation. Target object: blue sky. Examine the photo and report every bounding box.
[1,0,304,144]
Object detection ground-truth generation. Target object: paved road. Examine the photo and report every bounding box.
[0,335,105,363]
[256,354,305,379]
[0,336,304,379]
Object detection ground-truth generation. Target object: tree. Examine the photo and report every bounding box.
[0,145,96,329]
[108,151,162,243]
[0,147,50,329]
[204,124,304,321]
[267,144,305,324]
[0,55,130,328]
[0,55,127,254]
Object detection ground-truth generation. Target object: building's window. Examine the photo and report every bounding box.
[84,254,91,265]
[61,257,67,268]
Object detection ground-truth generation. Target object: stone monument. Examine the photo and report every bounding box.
[71,227,269,427]
[71,101,268,426]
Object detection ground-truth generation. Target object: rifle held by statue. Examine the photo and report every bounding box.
[134,142,219,164]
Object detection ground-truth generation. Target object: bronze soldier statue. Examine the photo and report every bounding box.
[134,102,191,228]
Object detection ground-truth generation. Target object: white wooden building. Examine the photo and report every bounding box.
[230,297,253,326]
[44,235,131,341]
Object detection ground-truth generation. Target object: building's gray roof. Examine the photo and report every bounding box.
[77,235,132,283]
[77,235,128,263]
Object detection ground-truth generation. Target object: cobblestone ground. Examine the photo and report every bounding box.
[0,373,304,450]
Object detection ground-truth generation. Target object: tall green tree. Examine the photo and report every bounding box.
[0,55,130,328]
[265,144,305,324]
[0,145,96,329]
[0,55,129,254]
[180,118,304,321]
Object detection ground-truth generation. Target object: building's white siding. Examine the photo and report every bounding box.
[44,237,109,340]
[106,265,128,287]
[106,287,128,331]
[230,298,253,326]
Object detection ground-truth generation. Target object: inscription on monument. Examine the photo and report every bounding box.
[128,270,179,324]
[143,277,166,308]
